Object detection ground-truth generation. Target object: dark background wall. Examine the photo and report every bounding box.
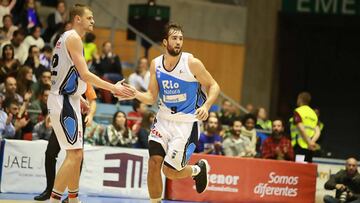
[276,13,360,159]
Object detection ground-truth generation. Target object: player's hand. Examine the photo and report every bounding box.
[113,79,136,98]
[195,105,209,121]
[114,80,136,100]
[80,98,90,114]
[308,141,316,151]
[84,115,93,127]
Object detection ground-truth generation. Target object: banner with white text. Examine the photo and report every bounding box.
[0,139,164,199]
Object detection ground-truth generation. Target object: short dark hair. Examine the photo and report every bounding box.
[57,0,66,7]
[232,119,242,127]
[3,97,19,109]
[163,22,183,41]
[298,91,311,105]
[241,113,257,125]
[41,45,53,53]
[2,14,12,23]
[272,118,284,127]
[30,25,41,35]
[69,4,91,22]
[40,84,51,95]
[84,32,96,43]
[12,29,25,38]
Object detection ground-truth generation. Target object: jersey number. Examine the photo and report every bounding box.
[51,54,59,75]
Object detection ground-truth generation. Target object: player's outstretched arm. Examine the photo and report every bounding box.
[189,57,220,120]
[134,59,159,105]
[66,34,134,97]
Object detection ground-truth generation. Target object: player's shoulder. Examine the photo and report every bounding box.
[188,56,204,69]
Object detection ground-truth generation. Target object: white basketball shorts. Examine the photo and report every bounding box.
[149,117,200,171]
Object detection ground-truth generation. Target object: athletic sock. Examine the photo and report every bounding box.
[49,189,63,203]
[68,188,79,203]
[191,165,201,176]
[150,197,162,203]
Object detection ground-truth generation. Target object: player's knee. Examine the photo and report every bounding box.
[67,149,83,162]
[148,155,163,170]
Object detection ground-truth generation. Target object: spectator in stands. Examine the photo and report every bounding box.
[23,25,44,51]
[94,41,123,82]
[39,45,52,69]
[32,113,52,140]
[0,97,15,139]
[0,0,16,28]
[3,97,28,139]
[15,66,33,98]
[196,116,222,155]
[245,103,254,114]
[24,45,47,80]
[31,69,50,100]
[0,14,18,44]
[323,157,360,203]
[241,113,257,157]
[255,107,272,131]
[107,111,136,147]
[0,44,20,83]
[223,119,253,157]
[136,110,155,149]
[93,41,123,103]
[261,119,294,161]
[0,29,26,64]
[128,57,149,91]
[9,0,23,25]
[18,0,41,33]
[50,20,71,47]
[42,0,67,42]
[28,84,49,124]
[83,32,98,63]
[218,99,236,126]
[0,76,22,103]
[290,92,320,163]
[84,122,106,146]
[127,99,148,133]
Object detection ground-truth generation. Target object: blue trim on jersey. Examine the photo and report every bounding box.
[64,117,76,140]
[59,66,79,95]
[157,70,203,114]
[60,95,78,145]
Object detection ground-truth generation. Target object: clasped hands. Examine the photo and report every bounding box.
[112,79,137,100]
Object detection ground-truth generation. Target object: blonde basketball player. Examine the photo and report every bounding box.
[47,4,134,203]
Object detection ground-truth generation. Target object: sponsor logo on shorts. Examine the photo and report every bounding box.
[150,128,162,138]
[171,150,178,159]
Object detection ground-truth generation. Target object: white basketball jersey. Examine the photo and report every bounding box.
[50,29,86,96]
[155,52,207,122]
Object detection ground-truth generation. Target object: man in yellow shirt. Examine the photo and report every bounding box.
[291,92,320,163]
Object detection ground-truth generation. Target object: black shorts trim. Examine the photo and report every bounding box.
[149,140,166,157]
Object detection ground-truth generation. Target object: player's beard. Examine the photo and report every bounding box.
[167,44,181,56]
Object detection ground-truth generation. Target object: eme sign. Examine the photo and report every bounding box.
[282,0,360,15]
